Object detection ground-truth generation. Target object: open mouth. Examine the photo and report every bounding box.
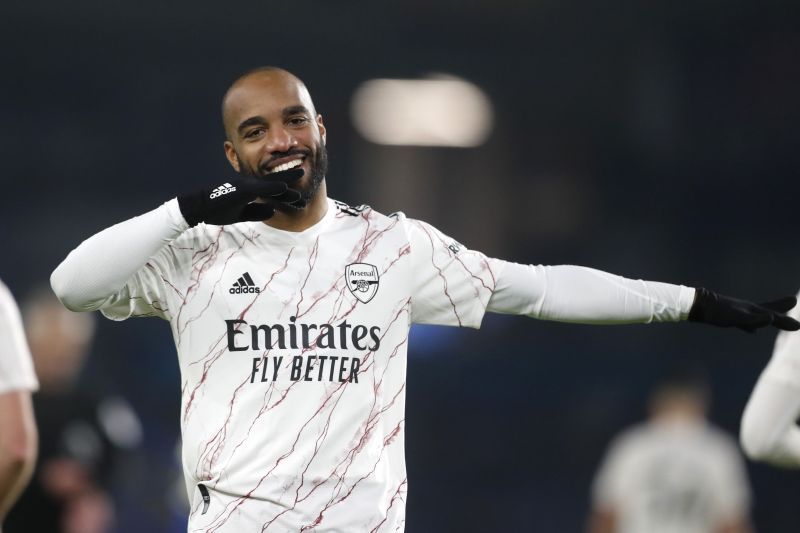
[266,158,304,174]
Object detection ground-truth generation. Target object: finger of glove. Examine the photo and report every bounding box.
[757,296,797,314]
[732,308,772,330]
[269,168,304,184]
[734,309,800,332]
[270,189,302,203]
[249,180,289,197]
[772,314,800,331]
[239,203,276,222]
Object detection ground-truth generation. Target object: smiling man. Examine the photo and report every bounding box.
[221,69,329,226]
[50,67,800,532]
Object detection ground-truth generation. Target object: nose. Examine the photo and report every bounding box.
[264,125,297,154]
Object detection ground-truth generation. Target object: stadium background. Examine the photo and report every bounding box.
[2,0,800,531]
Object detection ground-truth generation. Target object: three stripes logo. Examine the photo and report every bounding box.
[210,183,236,199]
[230,272,261,294]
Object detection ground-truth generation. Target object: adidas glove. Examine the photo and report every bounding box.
[688,287,800,332]
[177,169,303,226]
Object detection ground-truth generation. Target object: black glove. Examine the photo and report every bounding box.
[688,287,800,332]
[177,169,303,226]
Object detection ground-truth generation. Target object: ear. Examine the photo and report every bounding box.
[223,141,241,172]
[316,114,327,146]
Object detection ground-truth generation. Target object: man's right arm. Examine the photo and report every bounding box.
[51,173,300,312]
[50,199,189,312]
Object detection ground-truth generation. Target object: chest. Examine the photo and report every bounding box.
[180,225,411,328]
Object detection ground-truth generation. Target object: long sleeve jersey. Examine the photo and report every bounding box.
[51,197,694,532]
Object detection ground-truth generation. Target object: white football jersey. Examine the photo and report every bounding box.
[0,279,38,394]
[99,199,498,532]
[592,421,750,533]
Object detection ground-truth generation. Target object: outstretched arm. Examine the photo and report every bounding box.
[487,261,799,331]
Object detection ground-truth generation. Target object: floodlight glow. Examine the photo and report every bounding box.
[351,77,493,147]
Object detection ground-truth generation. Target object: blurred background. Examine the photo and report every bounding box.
[2,0,799,531]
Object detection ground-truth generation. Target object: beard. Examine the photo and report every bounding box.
[238,142,328,211]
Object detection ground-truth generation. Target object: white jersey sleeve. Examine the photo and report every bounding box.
[404,218,694,328]
[98,241,187,322]
[488,262,695,324]
[406,218,499,328]
[50,199,190,321]
[0,280,38,394]
[740,292,800,466]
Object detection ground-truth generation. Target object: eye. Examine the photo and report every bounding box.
[288,116,309,127]
[244,128,265,139]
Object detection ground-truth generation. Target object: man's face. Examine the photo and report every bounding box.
[223,72,327,209]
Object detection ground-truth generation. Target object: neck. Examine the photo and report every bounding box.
[263,180,328,232]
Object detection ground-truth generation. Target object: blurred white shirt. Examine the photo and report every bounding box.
[592,419,750,533]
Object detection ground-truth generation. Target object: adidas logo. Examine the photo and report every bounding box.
[210,183,236,199]
[230,272,261,294]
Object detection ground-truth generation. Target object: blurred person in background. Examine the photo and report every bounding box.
[4,288,142,533]
[740,291,800,468]
[0,279,38,531]
[49,66,798,532]
[588,369,752,533]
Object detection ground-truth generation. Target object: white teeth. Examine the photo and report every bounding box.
[269,159,303,173]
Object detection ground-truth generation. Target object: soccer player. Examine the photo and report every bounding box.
[740,290,800,467]
[587,371,752,533]
[5,288,140,533]
[0,280,38,530]
[50,66,799,532]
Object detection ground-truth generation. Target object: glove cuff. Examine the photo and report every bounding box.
[688,287,714,323]
[177,193,204,227]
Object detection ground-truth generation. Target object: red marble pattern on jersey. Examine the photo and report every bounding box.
[354,216,400,264]
[268,304,411,531]
[185,209,413,532]
[293,237,320,318]
[181,248,295,427]
[177,246,242,340]
[189,239,348,486]
[199,298,411,532]
[175,227,224,333]
[176,227,271,342]
[368,478,408,533]
[213,268,409,483]
[414,221,463,326]
[200,381,350,532]
[430,225,497,292]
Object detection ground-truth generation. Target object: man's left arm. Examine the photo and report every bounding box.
[487,261,800,332]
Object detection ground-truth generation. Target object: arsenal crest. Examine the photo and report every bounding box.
[346,263,379,303]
